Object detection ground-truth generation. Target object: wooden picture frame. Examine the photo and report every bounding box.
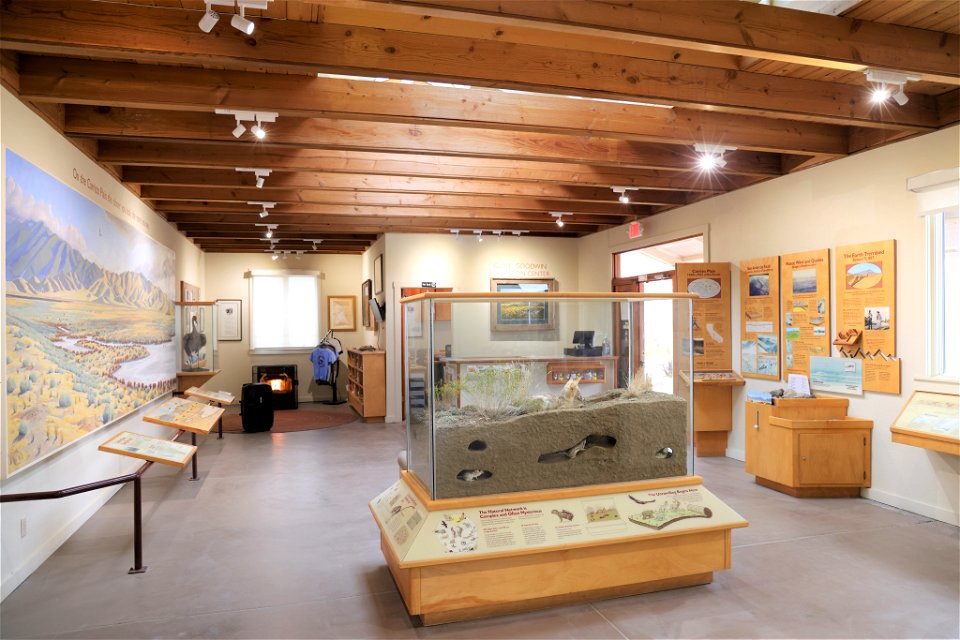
[180,280,200,302]
[361,279,374,328]
[216,299,242,341]
[490,278,558,331]
[328,295,357,332]
[374,254,384,295]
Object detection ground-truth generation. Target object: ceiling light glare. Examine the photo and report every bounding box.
[693,143,736,172]
[550,213,565,228]
[199,6,220,33]
[619,193,630,204]
[698,154,720,171]
[265,229,272,238]
[250,124,266,139]
[871,87,891,104]
[231,12,255,35]
[271,253,279,261]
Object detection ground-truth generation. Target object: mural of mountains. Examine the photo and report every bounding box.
[5,216,172,312]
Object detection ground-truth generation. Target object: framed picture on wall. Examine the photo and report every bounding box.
[216,299,242,341]
[374,254,384,295]
[361,279,373,327]
[180,281,200,302]
[328,295,357,332]
[490,278,558,331]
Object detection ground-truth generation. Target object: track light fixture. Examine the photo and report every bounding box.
[693,143,737,171]
[199,1,270,35]
[305,238,324,251]
[611,186,638,204]
[549,212,566,228]
[864,69,921,106]
[474,230,484,242]
[255,223,277,239]
[271,253,279,261]
[510,230,527,238]
[450,229,460,240]
[199,2,221,33]
[215,109,278,140]
[248,200,277,218]
[236,167,272,188]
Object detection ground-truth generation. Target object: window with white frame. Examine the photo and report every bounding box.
[247,270,319,352]
[910,168,960,381]
[928,209,959,379]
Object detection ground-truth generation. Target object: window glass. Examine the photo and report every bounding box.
[940,212,958,378]
[249,272,319,351]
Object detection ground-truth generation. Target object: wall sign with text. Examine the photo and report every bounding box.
[780,249,830,380]
[739,256,780,380]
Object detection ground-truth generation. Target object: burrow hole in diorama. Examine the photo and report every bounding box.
[656,447,674,459]
[537,434,617,464]
[457,469,493,482]
[467,440,487,451]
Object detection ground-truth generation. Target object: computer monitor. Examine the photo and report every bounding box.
[369,297,385,324]
[572,330,594,348]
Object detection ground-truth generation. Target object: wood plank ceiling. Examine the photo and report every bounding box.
[1,0,957,254]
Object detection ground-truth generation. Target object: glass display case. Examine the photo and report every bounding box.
[175,302,217,372]
[402,293,694,500]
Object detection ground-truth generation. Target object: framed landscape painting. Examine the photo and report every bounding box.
[490,278,558,331]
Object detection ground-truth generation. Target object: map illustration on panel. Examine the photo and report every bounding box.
[5,150,176,475]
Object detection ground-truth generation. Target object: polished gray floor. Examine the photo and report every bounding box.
[2,404,958,639]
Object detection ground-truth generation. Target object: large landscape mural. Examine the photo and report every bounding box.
[5,150,176,475]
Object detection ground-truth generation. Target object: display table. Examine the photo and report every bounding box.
[890,391,959,456]
[371,472,747,625]
[745,397,872,497]
[680,371,745,456]
[175,369,221,393]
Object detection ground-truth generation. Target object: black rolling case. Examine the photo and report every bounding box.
[240,383,274,432]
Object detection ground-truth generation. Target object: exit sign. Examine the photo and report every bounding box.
[628,222,642,239]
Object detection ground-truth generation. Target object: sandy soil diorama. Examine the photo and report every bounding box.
[410,365,689,499]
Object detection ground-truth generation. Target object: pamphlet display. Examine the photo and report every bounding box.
[676,262,731,370]
[890,391,959,455]
[780,249,830,379]
[834,240,900,394]
[739,256,780,380]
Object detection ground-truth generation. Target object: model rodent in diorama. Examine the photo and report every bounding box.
[413,367,688,499]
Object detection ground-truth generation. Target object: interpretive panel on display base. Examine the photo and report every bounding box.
[142,397,224,435]
[780,249,830,380]
[739,256,780,380]
[890,391,959,455]
[183,387,235,405]
[99,431,195,468]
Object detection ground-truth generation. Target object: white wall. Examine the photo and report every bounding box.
[0,87,205,599]
[579,126,960,525]
[203,252,365,402]
[380,233,581,422]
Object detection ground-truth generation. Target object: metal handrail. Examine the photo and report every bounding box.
[1,429,191,574]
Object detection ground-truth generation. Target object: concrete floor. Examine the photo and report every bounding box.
[1,404,958,639]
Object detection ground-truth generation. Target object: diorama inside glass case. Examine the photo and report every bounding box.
[175,302,217,372]
[403,293,694,500]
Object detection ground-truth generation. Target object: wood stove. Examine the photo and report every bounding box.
[253,364,299,410]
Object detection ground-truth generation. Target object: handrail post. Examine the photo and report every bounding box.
[128,475,147,574]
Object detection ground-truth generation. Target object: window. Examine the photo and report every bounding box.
[615,235,704,279]
[247,270,319,352]
[929,210,959,379]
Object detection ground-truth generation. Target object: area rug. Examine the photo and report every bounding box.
[220,408,357,434]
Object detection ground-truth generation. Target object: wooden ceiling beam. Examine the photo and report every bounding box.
[121,167,689,206]
[0,1,940,129]
[146,187,637,216]
[19,56,848,156]
[174,220,596,234]
[99,140,751,192]
[327,1,960,83]
[65,106,785,177]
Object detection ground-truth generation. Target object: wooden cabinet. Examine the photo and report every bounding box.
[745,398,872,497]
[680,371,745,457]
[347,349,386,422]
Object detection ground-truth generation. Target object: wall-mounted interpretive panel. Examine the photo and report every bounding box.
[739,256,780,380]
[780,249,830,380]
[676,262,731,371]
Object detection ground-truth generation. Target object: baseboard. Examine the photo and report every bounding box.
[1,485,123,601]
[863,487,959,526]
[725,448,746,462]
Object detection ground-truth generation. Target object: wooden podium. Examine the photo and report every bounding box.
[371,472,747,625]
[680,371,745,456]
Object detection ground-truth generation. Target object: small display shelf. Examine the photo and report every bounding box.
[545,360,606,384]
[347,349,386,422]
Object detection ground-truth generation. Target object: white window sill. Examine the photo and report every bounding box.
[249,348,314,356]
[913,375,960,392]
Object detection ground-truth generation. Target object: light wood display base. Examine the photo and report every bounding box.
[746,398,872,497]
[681,372,745,457]
[176,369,220,393]
[891,429,960,456]
[371,473,747,626]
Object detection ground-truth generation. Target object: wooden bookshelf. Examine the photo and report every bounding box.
[347,349,386,422]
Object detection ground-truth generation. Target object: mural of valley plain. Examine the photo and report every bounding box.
[5,150,176,475]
